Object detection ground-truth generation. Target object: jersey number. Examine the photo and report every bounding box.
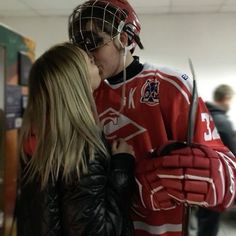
[201,112,220,141]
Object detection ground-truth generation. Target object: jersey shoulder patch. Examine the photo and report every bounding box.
[143,63,193,94]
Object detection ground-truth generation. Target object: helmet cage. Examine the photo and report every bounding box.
[69,1,127,52]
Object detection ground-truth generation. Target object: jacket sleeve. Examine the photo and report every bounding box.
[59,152,135,236]
[109,153,136,218]
[17,160,62,236]
[214,114,236,156]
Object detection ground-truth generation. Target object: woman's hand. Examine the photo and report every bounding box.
[112,138,135,156]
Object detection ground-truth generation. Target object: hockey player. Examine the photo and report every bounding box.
[68,1,236,235]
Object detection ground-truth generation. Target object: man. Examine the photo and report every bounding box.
[197,84,236,236]
[68,1,236,235]
[206,85,236,155]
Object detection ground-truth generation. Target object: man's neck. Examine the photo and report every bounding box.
[107,56,143,85]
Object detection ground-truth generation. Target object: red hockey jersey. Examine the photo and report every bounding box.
[94,63,236,236]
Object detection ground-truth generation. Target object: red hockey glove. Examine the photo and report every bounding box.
[153,143,226,207]
[135,159,178,211]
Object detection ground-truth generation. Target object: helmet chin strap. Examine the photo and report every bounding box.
[116,32,133,113]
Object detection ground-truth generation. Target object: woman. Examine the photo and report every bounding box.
[17,42,135,236]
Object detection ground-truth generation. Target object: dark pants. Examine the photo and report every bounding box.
[197,207,221,236]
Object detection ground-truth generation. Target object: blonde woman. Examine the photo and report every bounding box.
[17,43,135,236]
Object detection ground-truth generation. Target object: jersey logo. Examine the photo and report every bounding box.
[140,79,160,106]
[181,74,189,80]
[99,108,146,141]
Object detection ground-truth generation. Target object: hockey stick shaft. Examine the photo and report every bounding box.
[182,59,199,236]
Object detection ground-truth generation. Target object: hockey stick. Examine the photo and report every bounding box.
[155,59,199,235]
[182,58,199,236]
[155,59,199,155]
[150,59,199,236]
[187,58,198,145]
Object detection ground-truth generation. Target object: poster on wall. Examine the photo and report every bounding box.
[5,85,22,130]
[0,23,36,236]
[18,51,32,86]
[0,45,5,110]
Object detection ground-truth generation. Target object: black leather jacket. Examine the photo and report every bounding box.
[17,151,135,236]
[206,102,236,155]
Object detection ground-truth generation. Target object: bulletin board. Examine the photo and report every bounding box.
[0,23,35,236]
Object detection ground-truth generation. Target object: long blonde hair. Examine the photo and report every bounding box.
[19,42,109,187]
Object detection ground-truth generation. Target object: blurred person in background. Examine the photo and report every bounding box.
[197,84,236,236]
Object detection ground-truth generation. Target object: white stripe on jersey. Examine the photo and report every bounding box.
[134,221,182,234]
[103,63,193,104]
[145,63,193,93]
[157,72,190,104]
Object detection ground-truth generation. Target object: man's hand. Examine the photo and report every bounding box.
[156,144,225,207]
[136,143,228,210]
